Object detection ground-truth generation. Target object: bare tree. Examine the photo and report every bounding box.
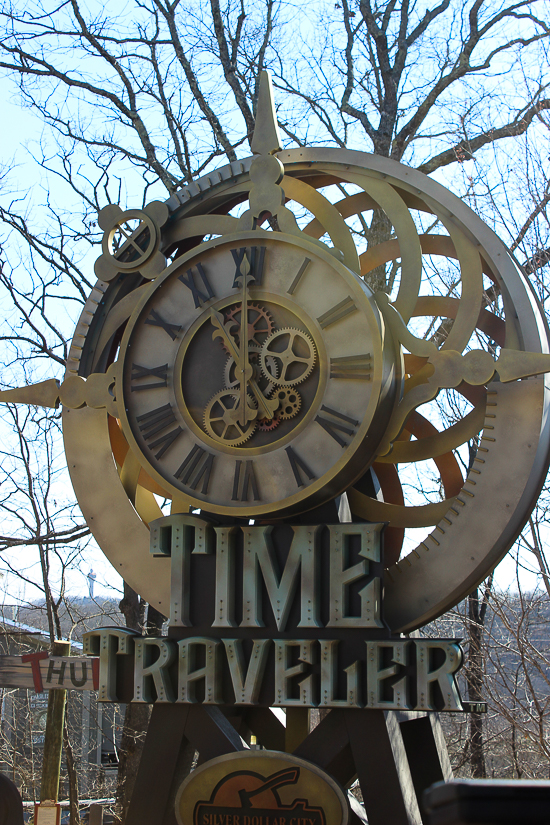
[438,574,550,780]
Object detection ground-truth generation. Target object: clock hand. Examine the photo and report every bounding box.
[234,253,281,422]
[246,377,279,420]
[210,309,279,421]
[210,308,240,360]
[210,309,256,424]
[237,253,253,426]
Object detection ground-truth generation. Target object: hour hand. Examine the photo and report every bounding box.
[210,309,240,360]
[248,380,279,420]
[210,309,257,425]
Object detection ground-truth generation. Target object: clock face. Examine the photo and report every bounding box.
[117,231,398,517]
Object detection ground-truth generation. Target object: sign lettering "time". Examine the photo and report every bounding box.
[83,516,466,712]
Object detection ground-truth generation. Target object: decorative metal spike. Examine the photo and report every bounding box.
[0,379,60,408]
[251,71,282,156]
[238,71,300,234]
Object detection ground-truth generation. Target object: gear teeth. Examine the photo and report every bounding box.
[203,389,257,446]
[260,327,316,387]
[221,302,275,353]
[273,387,302,420]
[258,416,280,432]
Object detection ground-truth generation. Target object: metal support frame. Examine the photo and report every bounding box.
[127,705,452,825]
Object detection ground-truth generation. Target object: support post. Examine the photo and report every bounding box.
[89,803,104,825]
[398,712,453,819]
[40,640,71,802]
[285,708,309,752]
[345,709,423,825]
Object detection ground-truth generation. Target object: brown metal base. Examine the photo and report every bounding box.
[126,705,452,825]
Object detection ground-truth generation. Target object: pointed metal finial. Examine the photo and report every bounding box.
[238,70,301,234]
[251,71,282,156]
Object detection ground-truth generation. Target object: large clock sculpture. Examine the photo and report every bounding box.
[4,73,548,632]
[2,72,550,824]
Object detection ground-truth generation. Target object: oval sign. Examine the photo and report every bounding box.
[175,750,350,825]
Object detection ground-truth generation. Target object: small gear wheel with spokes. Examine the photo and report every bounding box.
[203,389,257,446]
[261,328,316,386]
[273,387,302,420]
[220,303,274,353]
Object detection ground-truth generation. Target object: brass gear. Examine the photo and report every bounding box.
[203,389,257,446]
[221,302,274,353]
[261,328,316,386]
[258,416,280,432]
[273,387,302,420]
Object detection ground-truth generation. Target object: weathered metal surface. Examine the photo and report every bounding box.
[83,522,467,713]
[346,710,423,825]
[383,377,550,632]
[113,231,398,518]
[59,137,550,632]
[63,405,168,611]
[124,703,192,825]
[399,714,453,820]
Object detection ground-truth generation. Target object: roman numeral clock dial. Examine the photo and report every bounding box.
[117,232,398,518]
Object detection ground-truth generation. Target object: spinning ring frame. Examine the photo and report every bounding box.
[63,148,550,633]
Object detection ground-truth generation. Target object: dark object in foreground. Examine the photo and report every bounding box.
[424,779,550,824]
[0,774,24,825]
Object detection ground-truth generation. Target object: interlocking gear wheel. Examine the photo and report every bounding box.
[273,387,302,419]
[258,416,280,432]
[220,303,274,353]
[261,328,316,386]
[203,389,257,446]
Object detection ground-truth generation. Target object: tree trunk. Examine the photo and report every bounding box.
[364,210,393,294]
[63,713,81,825]
[467,589,487,778]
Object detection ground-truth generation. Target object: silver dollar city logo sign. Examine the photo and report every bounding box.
[176,752,349,825]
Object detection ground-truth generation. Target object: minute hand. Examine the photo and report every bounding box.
[237,257,253,426]
[210,310,278,420]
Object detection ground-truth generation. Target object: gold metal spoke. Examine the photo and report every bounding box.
[203,390,257,446]
[261,328,316,387]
